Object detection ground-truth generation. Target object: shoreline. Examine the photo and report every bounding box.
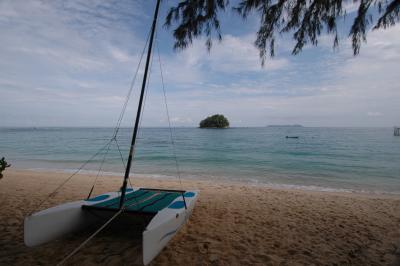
[11,166,400,197]
[1,169,399,265]
[3,126,400,199]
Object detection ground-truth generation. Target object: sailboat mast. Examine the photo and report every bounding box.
[119,0,161,208]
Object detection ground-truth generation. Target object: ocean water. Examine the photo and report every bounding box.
[1,127,399,194]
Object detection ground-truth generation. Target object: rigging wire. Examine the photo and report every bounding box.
[155,34,187,209]
[57,207,125,266]
[126,30,156,183]
[29,29,152,214]
[57,31,158,265]
[114,139,126,169]
[58,185,159,266]
[54,2,189,264]
[112,30,151,139]
[109,29,152,190]
[86,141,112,199]
[30,139,113,215]
[57,19,160,266]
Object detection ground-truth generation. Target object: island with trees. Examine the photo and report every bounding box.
[199,114,230,128]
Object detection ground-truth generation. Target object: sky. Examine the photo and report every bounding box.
[0,0,399,127]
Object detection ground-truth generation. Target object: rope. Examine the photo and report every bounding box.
[30,140,113,215]
[86,141,112,199]
[58,188,154,265]
[29,29,152,214]
[114,139,126,168]
[112,30,151,139]
[57,207,125,266]
[155,33,187,209]
[31,29,153,213]
[113,139,133,188]
[109,27,153,194]
[109,30,151,190]
[116,23,157,232]
[126,30,156,179]
[48,5,165,265]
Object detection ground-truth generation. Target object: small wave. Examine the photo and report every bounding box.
[20,166,400,196]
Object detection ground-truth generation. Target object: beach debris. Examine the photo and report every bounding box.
[0,157,11,179]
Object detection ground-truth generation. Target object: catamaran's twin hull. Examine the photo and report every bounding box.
[24,188,198,265]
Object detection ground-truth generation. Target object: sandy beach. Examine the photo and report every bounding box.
[0,169,399,265]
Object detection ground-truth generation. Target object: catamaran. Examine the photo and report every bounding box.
[24,0,198,264]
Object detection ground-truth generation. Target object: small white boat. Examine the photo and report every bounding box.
[24,0,198,264]
[25,188,198,265]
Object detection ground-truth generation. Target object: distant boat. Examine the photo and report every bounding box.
[286,136,299,139]
[24,1,198,264]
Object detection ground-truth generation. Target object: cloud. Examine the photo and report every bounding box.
[199,34,289,73]
[181,34,288,72]
[0,0,149,126]
[155,24,400,127]
[109,46,135,63]
[342,2,360,14]
[367,112,383,117]
[170,117,193,124]
[0,0,399,127]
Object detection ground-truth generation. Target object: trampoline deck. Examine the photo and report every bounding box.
[82,188,183,214]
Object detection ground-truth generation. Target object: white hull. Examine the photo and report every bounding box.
[143,191,198,265]
[24,188,198,265]
[24,191,120,247]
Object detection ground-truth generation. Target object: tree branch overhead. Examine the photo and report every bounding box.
[165,0,400,65]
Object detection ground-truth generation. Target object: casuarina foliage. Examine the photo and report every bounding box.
[165,0,399,66]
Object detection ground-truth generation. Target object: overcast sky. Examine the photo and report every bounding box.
[0,0,399,127]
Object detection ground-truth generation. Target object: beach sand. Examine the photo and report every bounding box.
[0,169,399,265]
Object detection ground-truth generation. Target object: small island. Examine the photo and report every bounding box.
[199,114,230,128]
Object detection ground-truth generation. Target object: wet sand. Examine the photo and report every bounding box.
[0,169,399,265]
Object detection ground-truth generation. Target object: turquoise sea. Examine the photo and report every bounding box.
[1,127,399,194]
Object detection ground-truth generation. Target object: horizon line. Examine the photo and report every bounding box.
[0,125,398,129]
